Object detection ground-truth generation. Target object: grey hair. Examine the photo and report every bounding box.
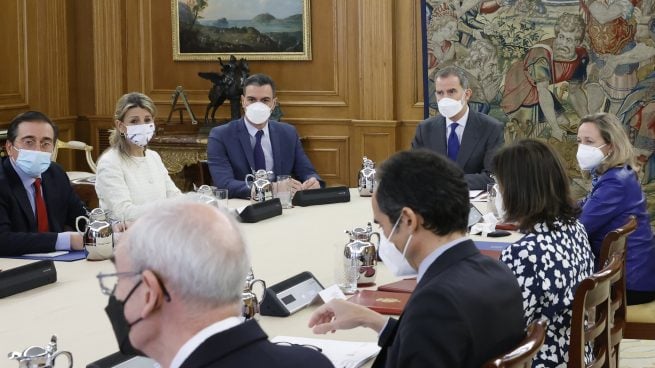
[122,194,251,307]
[435,66,470,90]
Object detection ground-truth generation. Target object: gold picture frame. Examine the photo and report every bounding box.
[172,0,312,61]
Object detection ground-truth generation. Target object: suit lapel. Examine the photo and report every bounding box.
[268,121,282,175]
[435,117,447,155]
[237,119,256,172]
[457,110,481,167]
[3,158,37,229]
[180,320,268,368]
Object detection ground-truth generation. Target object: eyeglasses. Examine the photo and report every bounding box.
[96,271,142,296]
[273,341,322,352]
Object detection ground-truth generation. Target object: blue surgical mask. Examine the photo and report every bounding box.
[378,214,416,277]
[13,146,52,178]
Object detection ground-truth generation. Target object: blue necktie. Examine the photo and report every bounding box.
[254,130,266,170]
[447,123,459,162]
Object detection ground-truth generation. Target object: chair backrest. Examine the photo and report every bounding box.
[483,319,547,368]
[52,139,97,173]
[568,255,621,368]
[599,216,636,368]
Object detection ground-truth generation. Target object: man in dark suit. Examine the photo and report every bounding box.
[0,111,85,256]
[207,73,323,198]
[412,66,504,190]
[308,150,525,368]
[100,198,333,368]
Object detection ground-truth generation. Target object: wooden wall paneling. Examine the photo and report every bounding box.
[92,1,124,116]
[350,120,398,186]
[0,0,28,121]
[357,0,395,121]
[395,0,425,150]
[293,118,351,186]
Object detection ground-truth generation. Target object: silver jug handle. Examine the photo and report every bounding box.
[244,173,255,187]
[370,231,381,249]
[249,278,266,304]
[75,216,89,234]
[51,351,73,368]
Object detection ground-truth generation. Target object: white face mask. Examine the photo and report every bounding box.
[494,183,506,221]
[576,144,606,171]
[125,123,155,147]
[12,146,52,178]
[437,96,465,118]
[245,102,272,124]
[378,214,417,277]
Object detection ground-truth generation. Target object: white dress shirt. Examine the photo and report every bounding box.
[445,107,470,151]
[244,120,274,172]
[169,316,244,368]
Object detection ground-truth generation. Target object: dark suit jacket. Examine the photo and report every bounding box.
[207,119,323,198]
[0,157,85,256]
[372,240,525,368]
[411,110,504,190]
[180,319,334,368]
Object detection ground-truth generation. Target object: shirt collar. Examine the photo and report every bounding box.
[417,236,469,283]
[446,105,469,129]
[244,119,270,138]
[170,316,244,368]
[9,157,36,186]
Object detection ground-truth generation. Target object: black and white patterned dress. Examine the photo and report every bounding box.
[501,219,595,368]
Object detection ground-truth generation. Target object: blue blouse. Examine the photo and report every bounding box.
[580,165,655,292]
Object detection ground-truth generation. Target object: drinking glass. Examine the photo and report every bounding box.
[275,175,293,209]
[487,183,499,218]
[213,188,229,208]
[334,243,358,295]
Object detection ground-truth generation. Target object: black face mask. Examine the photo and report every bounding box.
[104,280,145,356]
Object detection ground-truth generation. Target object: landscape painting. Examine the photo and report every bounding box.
[172,0,311,60]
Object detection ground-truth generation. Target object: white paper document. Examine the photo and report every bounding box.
[270,336,380,368]
[469,190,487,202]
[21,251,68,258]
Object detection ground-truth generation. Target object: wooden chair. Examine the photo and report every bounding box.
[51,139,97,180]
[483,319,547,368]
[598,216,636,366]
[598,216,655,341]
[568,255,621,368]
[52,139,98,208]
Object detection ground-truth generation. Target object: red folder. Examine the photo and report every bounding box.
[377,278,417,293]
[348,289,410,315]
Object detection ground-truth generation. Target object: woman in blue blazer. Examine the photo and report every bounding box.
[577,112,655,305]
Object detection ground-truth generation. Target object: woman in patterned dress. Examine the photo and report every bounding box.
[493,139,595,367]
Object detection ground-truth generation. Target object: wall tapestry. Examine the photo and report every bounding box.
[421,0,655,210]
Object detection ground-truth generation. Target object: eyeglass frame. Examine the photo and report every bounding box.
[96,271,142,296]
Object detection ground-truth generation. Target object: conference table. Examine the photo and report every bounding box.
[0,189,522,367]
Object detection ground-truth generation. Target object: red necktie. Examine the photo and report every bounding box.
[33,178,49,232]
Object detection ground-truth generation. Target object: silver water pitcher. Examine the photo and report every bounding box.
[358,156,377,197]
[75,208,113,261]
[8,335,73,368]
[245,169,274,202]
[242,268,266,320]
[344,222,381,285]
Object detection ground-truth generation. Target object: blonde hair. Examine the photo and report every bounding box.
[109,92,157,158]
[579,113,636,174]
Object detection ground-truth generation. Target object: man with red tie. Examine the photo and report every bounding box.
[0,111,86,256]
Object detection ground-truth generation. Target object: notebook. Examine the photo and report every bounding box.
[347,290,411,315]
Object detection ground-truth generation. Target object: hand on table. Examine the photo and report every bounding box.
[69,232,84,251]
[301,177,320,190]
[308,299,388,334]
